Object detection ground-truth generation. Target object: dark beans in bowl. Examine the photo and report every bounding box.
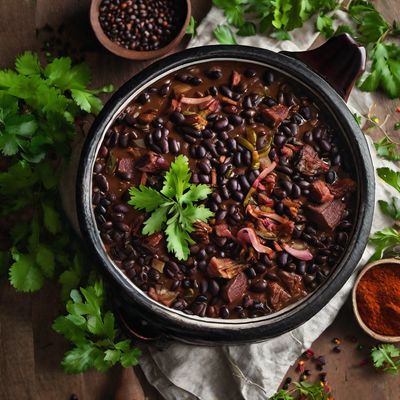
[91,61,356,319]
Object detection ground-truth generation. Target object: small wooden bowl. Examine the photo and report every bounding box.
[90,0,191,61]
[352,258,400,343]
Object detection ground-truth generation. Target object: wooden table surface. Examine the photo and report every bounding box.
[0,1,399,399]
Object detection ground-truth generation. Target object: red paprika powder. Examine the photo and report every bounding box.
[356,263,400,336]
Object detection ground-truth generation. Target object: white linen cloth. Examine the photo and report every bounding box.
[139,8,400,399]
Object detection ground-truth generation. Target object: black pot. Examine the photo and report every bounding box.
[77,35,375,345]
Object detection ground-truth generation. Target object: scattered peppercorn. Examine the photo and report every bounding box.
[303,348,315,359]
[315,355,326,370]
[285,377,292,384]
[332,346,341,353]
[304,369,312,376]
[99,0,181,51]
[296,360,305,373]
[319,372,327,382]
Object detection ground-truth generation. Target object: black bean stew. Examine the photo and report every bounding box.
[92,61,356,319]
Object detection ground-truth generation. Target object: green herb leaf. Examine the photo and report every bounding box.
[270,30,291,41]
[349,1,390,45]
[369,227,400,261]
[9,250,45,292]
[15,52,41,76]
[374,137,400,161]
[213,25,237,44]
[379,197,400,220]
[237,22,257,36]
[358,43,400,99]
[353,112,362,126]
[371,344,400,374]
[213,0,245,28]
[377,167,400,192]
[186,16,198,37]
[128,185,167,212]
[129,156,214,260]
[316,14,335,38]
[269,389,295,400]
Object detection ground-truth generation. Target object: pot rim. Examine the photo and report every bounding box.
[77,45,375,342]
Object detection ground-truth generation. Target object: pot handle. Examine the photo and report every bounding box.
[114,302,163,342]
[280,34,366,101]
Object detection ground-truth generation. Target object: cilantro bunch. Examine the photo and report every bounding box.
[129,155,214,260]
[53,280,141,373]
[270,381,332,400]
[210,0,400,99]
[0,52,140,374]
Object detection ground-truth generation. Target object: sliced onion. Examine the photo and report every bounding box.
[180,95,213,105]
[237,227,274,256]
[282,243,313,261]
[252,161,277,189]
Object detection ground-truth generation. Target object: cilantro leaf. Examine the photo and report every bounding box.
[213,25,237,44]
[374,137,400,161]
[316,14,334,38]
[349,1,390,45]
[270,30,291,41]
[237,22,257,36]
[128,185,167,212]
[213,0,245,28]
[369,227,400,261]
[371,344,400,374]
[379,197,400,220]
[377,167,400,192]
[269,389,295,400]
[359,43,400,99]
[42,202,62,234]
[9,250,45,292]
[71,89,103,114]
[15,52,41,76]
[35,244,55,278]
[186,16,198,37]
[142,205,169,235]
[129,156,214,260]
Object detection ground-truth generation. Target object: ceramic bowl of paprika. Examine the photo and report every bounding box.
[353,258,400,343]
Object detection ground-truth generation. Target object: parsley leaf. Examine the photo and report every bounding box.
[369,227,400,261]
[374,137,400,161]
[15,52,41,76]
[213,25,237,44]
[129,155,214,260]
[359,43,400,99]
[237,22,257,36]
[316,14,335,38]
[269,389,295,400]
[186,16,198,37]
[349,1,390,45]
[377,167,400,192]
[53,281,141,374]
[371,344,400,374]
[379,197,400,220]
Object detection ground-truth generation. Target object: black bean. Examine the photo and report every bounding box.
[250,279,267,292]
[296,261,307,275]
[195,145,206,158]
[277,252,289,267]
[197,160,210,174]
[167,138,180,154]
[239,175,250,192]
[263,70,274,85]
[274,134,286,147]
[218,131,229,141]
[336,231,348,246]
[220,85,233,98]
[205,68,223,80]
[93,162,103,174]
[114,222,130,232]
[285,263,297,272]
[300,106,311,120]
[276,165,293,175]
[331,154,341,166]
[95,174,109,192]
[263,96,277,107]
[229,115,243,126]
[170,111,185,124]
[232,191,244,202]
[246,267,257,279]
[209,279,220,296]
[220,306,230,318]
[244,68,256,78]
[291,184,301,199]
[228,178,238,191]
[159,83,170,97]
[338,220,352,231]
[220,186,230,200]
[109,131,119,147]
[199,174,210,184]
[119,133,130,148]
[319,139,331,152]
[281,180,293,193]
[216,209,228,221]
[242,150,252,166]
[275,201,284,215]
[216,141,227,155]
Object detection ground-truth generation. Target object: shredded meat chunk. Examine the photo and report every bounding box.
[267,282,291,310]
[192,220,212,244]
[296,145,330,176]
[261,104,289,128]
[207,257,246,279]
[329,178,356,198]
[135,151,170,173]
[223,272,248,304]
[306,199,346,230]
[309,180,334,204]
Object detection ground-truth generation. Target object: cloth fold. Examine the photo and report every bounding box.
[139,7,399,399]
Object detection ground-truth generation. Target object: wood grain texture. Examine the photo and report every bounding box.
[0,1,398,399]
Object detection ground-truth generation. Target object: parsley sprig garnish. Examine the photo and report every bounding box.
[129,155,214,261]
[270,381,332,400]
[371,344,400,374]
